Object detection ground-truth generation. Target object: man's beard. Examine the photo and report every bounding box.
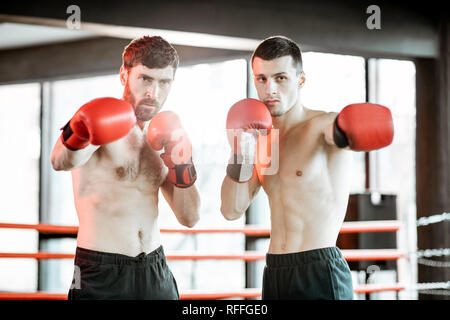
[269,109,285,117]
[123,82,160,121]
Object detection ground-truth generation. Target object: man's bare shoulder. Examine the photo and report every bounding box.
[311,109,337,119]
[303,109,340,148]
[304,108,337,128]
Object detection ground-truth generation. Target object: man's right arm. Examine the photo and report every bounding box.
[220,98,271,221]
[50,138,99,171]
[220,169,261,220]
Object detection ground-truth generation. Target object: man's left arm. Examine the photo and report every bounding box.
[323,103,394,151]
[147,111,200,228]
[160,178,200,228]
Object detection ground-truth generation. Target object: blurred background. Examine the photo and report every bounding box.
[0,0,448,300]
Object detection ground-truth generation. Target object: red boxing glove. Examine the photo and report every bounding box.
[226,98,272,182]
[61,97,136,150]
[333,103,394,151]
[147,111,197,188]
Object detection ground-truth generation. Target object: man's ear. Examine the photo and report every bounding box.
[299,71,306,88]
[120,65,128,85]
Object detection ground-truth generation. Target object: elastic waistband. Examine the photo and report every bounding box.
[266,246,343,267]
[75,245,166,266]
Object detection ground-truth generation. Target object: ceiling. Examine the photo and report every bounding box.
[0,22,96,50]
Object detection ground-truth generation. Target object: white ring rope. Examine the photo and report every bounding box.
[416,212,450,227]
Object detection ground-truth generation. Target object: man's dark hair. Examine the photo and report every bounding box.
[251,36,303,73]
[122,36,179,75]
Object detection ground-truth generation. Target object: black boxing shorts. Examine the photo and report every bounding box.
[262,246,354,300]
[68,245,179,300]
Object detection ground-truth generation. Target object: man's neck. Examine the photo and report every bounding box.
[272,100,309,137]
[136,120,147,131]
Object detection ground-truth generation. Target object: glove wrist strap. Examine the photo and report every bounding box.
[61,121,89,150]
[168,158,197,188]
[333,116,349,149]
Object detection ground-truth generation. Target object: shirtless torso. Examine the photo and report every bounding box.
[256,109,352,253]
[52,124,166,256]
[221,106,352,254]
[53,116,201,256]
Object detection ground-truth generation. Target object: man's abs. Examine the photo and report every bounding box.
[264,159,351,254]
[268,207,344,254]
[259,119,352,254]
[75,188,162,256]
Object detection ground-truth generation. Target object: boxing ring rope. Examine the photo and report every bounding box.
[0,289,265,300]
[0,219,401,236]
[0,215,448,299]
[0,220,404,299]
[0,223,78,234]
[0,249,404,262]
[0,284,408,300]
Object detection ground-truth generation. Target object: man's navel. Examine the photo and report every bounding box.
[138,229,145,252]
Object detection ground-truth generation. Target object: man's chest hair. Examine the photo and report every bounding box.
[94,138,166,184]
